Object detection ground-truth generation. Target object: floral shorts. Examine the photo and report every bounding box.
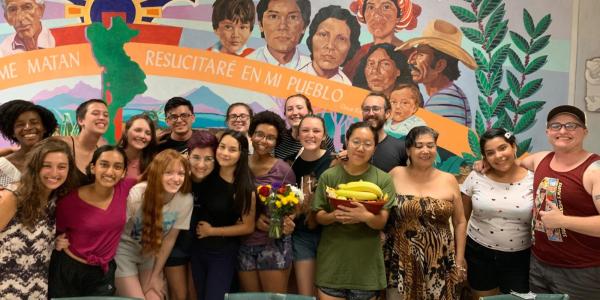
[238,236,292,271]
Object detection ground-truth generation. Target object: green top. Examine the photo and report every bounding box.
[312,164,396,290]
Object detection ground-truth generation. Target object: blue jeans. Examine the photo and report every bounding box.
[190,243,238,300]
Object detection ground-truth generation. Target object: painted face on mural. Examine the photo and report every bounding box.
[260,0,305,56]
[4,0,45,46]
[408,45,443,84]
[364,0,398,40]
[389,88,419,123]
[311,17,351,76]
[365,48,400,95]
[214,19,252,55]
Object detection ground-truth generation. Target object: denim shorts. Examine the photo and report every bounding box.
[238,236,292,271]
[319,286,380,300]
[292,230,320,261]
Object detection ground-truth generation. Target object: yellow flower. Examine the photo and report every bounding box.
[275,200,282,208]
[292,198,299,205]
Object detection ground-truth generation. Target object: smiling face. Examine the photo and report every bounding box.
[165,105,195,137]
[346,127,376,166]
[215,19,252,54]
[39,151,69,192]
[311,18,351,75]
[365,48,400,95]
[298,117,325,151]
[407,133,437,167]
[363,0,398,40]
[389,88,419,123]
[162,160,186,194]
[252,123,278,155]
[4,0,44,44]
[361,95,389,131]
[78,102,109,135]
[126,118,152,151]
[545,113,588,152]
[216,134,241,169]
[189,147,215,181]
[483,137,517,173]
[227,105,251,134]
[260,0,305,56]
[90,150,126,188]
[285,96,310,128]
[13,110,45,148]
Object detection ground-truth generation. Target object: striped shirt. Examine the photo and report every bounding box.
[274,129,336,160]
[425,83,472,127]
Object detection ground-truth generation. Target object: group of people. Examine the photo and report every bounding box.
[1,89,598,300]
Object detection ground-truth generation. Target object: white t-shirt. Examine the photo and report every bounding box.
[461,171,534,252]
[118,182,193,255]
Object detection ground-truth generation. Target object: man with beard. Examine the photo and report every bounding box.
[360,92,407,172]
[396,19,476,127]
[247,0,311,70]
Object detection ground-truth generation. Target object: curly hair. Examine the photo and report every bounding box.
[352,43,413,91]
[118,114,158,174]
[0,100,57,144]
[306,5,361,66]
[16,138,77,229]
[248,111,288,147]
[139,149,191,255]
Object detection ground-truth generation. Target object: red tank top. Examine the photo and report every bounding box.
[532,152,600,267]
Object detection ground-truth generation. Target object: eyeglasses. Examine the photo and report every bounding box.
[253,131,277,143]
[228,114,250,121]
[361,106,384,114]
[189,155,215,164]
[547,122,584,131]
[167,113,193,122]
[349,139,375,150]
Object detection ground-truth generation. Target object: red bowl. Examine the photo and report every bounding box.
[328,197,386,215]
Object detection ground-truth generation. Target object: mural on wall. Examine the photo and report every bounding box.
[585,57,600,112]
[0,0,572,173]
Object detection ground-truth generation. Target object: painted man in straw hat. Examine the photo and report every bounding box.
[397,19,476,127]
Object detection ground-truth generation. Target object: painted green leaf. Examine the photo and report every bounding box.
[524,56,548,75]
[504,94,517,113]
[517,138,532,157]
[519,78,543,99]
[475,110,486,137]
[494,108,514,131]
[476,69,490,96]
[510,31,529,53]
[438,156,464,174]
[507,48,525,73]
[478,0,502,20]
[479,95,492,119]
[491,89,508,115]
[533,14,552,39]
[468,130,482,157]
[486,19,508,51]
[473,0,482,6]
[506,70,520,97]
[489,67,504,92]
[490,44,510,72]
[523,9,535,37]
[473,48,489,71]
[514,110,536,134]
[462,27,484,44]
[529,35,550,55]
[462,152,478,166]
[451,5,478,23]
[484,3,506,37]
[517,100,545,114]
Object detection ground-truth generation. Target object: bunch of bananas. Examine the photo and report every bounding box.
[326,180,387,201]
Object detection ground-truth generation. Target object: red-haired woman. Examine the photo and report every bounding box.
[114,149,193,300]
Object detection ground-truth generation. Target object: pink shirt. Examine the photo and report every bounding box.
[56,178,136,272]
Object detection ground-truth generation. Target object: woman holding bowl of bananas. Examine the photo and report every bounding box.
[312,121,396,300]
[384,126,467,299]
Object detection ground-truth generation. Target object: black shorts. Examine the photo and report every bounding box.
[465,236,530,293]
[48,250,116,297]
[165,230,192,267]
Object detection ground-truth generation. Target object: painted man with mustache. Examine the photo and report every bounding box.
[247,0,311,70]
[0,0,55,57]
[397,19,476,127]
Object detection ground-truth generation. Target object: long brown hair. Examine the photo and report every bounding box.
[16,138,77,228]
[118,114,158,173]
[139,149,191,255]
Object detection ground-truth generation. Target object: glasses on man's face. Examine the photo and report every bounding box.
[547,122,584,131]
[167,113,192,122]
[361,106,384,114]
[253,131,277,143]
[349,139,375,150]
[228,114,250,121]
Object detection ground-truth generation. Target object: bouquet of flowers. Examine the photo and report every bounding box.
[256,183,303,239]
